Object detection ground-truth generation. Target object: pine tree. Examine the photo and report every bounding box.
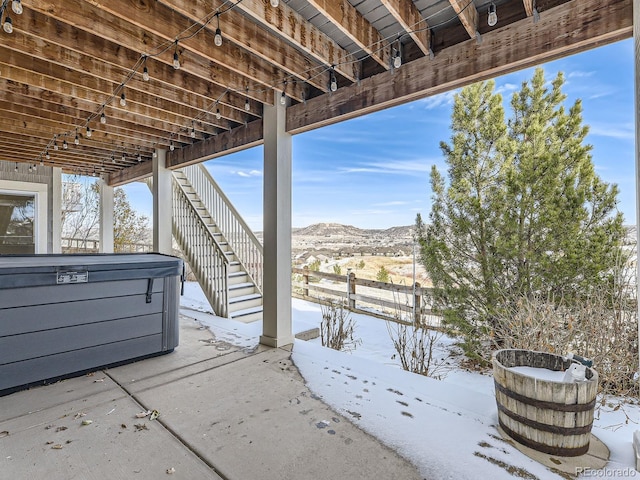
[419,69,625,361]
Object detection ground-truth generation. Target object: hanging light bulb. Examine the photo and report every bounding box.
[280,90,286,106]
[45,149,50,160]
[120,92,126,107]
[111,154,116,164]
[215,106,221,120]
[244,89,250,111]
[63,138,68,150]
[393,50,402,69]
[122,152,126,162]
[190,125,196,138]
[329,69,338,92]
[53,136,58,151]
[270,0,279,7]
[40,158,44,166]
[3,17,13,34]
[14,162,18,172]
[152,150,157,158]
[137,153,142,162]
[11,0,22,15]
[74,130,80,145]
[170,140,175,151]
[173,43,180,70]
[143,65,150,81]
[86,126,92,138]
[487,3,497,27]
[214,14,222,47]
[28,164,32,173]
[100,112,106,124]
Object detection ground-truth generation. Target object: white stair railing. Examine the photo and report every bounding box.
[172,179,230,317]
[181,164,263,293]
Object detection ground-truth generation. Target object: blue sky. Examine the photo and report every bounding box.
[123,38,635,230]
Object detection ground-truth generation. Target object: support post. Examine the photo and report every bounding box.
[347,270,356,310]
[98,179,114,253]
[51,167,62,253]
[260,90,294,348]
[153,149,172,255]
[303,267,309,298]
[634,0,640,407]
[413,282,421,326]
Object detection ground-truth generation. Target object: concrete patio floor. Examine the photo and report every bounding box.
[0,314,423,480]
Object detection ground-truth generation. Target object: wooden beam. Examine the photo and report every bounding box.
[449,0,479,39]
[230,0,359,81]
[523,0,535,16]
[379,0,431,56]
[158,0,331,92]
[287,0,631,134]
[26,0,276,105]
[305,0,390,69]
[167,120,264,169]
[107,161,154,187]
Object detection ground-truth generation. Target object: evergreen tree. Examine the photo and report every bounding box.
[419,69,625,361]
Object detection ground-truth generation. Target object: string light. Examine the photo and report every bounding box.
[45,149,50,160]
[74,129,80,145]
[214,13,222,47]
[215,104,221,120]
[122,152,126,162]
[3,17,12,34]
[280,90,286,105]
[170,140,175,151]
[191,123,196,138]
[53,135,58,151]
[62,137,68,150]
[173,42,181,70]
[393,41,402,69]
[11,0,22,15]
[111,154,116,164]
[14,162,17,172]
[100,112,106,124]
[86,126,92,138]
[120,92,126,107]
[143,65,150,81]
[152,150,157,158]
[40,158,44,166]
[244,88,250,111]
[137,153,142,162]
[487,3,497,27]
[270,0,279,7]
[329,68,338,92]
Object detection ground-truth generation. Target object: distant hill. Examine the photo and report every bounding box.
[293,222,414,238]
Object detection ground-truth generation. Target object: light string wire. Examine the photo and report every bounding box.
[28,0,484,175]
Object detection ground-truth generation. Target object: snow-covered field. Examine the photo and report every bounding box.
[181,282,640,479]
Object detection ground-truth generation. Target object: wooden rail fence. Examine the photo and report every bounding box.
[292,267,439,326]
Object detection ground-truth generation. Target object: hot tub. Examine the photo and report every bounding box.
[0,253,183,394]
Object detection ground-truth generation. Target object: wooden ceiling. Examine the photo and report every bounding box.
[0,0,631,184]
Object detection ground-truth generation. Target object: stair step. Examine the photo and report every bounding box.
[229,282,257,297]
[229,281,254,291]
[229,306,263,324]
[229,293,262,304]
[228,295,262,312]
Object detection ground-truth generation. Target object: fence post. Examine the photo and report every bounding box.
[303,267,309,298]
[347,270,356,310]
[413,282,421,326]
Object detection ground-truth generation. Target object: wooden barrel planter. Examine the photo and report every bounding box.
[492,349,598,457]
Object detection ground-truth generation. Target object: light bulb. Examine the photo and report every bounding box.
[137,154,142,162]
[100,112,106,124]
[53,141,58,151]
[40,158,44,166]
[330,76,337,92]
[45,150,50,160]
[14,162,17,172]
[191,126,196,138]
[393,53,401,69]
[245,98,250,111]
[280,91,286,105]
[111,155,116,164]
[63,139,68,150]
[488,3,497,27]
[270,0,279,7]
[120,92,126,107]
[11,0,22,15]
[152,150,157,158]
[170,141,175,152]
[86,126,91,138]
[28,165,32,173]
[122,153,126,162]
[173,52,180,70]
[142,66,149,81]
[214,28,222,47]
[215,107,221,120]
[74,132,79,145]
[3,17,13,34]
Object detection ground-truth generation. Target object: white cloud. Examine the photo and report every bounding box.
[495,82,519,96]
[417,91,457,110]
[234,169,262,177]
[567,70,596,79]
[339,158,433,176]
[588,122,634,141]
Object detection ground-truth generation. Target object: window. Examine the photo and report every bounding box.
[0,192,35,254]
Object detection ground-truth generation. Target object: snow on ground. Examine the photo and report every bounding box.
[180,282,640,480]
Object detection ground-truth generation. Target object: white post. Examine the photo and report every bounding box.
[98,179,114,253]
[634,0,640,398]
[153,149,172,255]
[260,90,294,347]
[52,167,62,253]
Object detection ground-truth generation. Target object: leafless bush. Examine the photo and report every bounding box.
[386,289,451,379]
[320,300,361,352]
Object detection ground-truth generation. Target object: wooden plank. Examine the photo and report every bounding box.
[157,0,331,93]
[286,0,632,134]
[306,0,390,69]
[523,0,535,17]
[26,0,273,105]
[165,120,264,169]
[449,0,479,39]
[108,161,154,187]
[301,284,348,298]
[380,0,430,56]
[230,0,358,81]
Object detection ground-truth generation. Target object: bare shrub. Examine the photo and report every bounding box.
[320,300,361,352]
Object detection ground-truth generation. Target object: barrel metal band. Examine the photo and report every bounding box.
[494,380,596,412]
[499,419,590,457]
[497,402,593,435]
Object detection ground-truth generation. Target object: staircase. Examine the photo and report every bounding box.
[170,165,263,323]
